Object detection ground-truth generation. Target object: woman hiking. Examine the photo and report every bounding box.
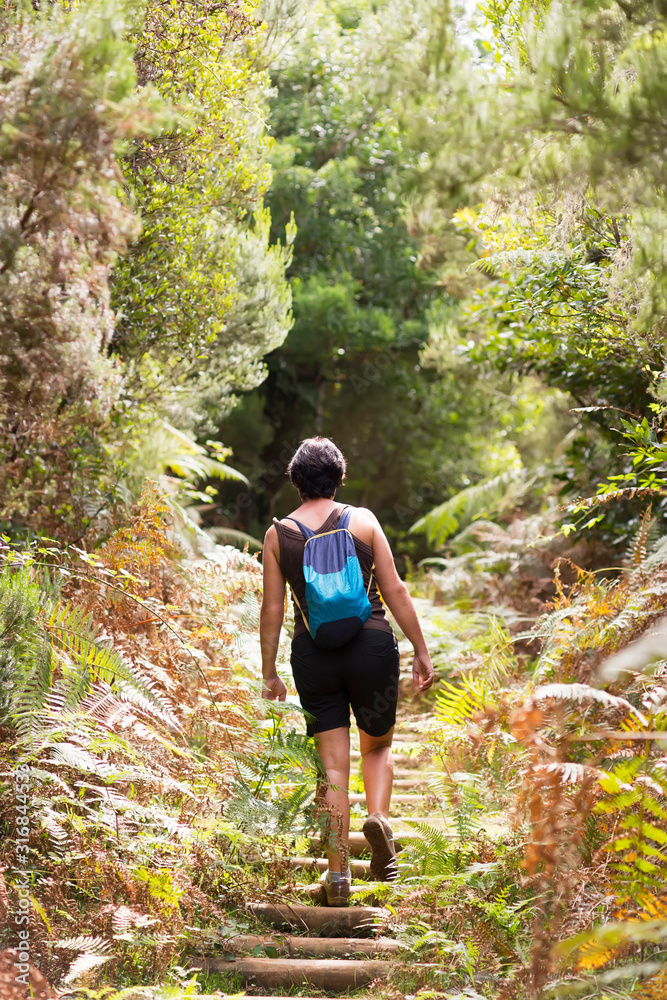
[259,436,434,906]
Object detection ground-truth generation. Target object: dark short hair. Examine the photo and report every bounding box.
[287,437,346,499]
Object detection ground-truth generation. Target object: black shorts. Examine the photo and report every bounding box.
[290,628,400,738]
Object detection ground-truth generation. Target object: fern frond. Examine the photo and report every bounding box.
[532,762,604,784]
[48,742,117,778]
[58,935,112,984]
[158,421,249,484]
[628,505,655,569]
[556,918,667,970]
[410,468,530,547]
[108,906,158,933]
[533,683,648,725]
[207,527,263,552]
[401,820,457,877]
[600,614,667,682]
[238,591,260,633]
[435,676,498,727]
[632,967,667,1000]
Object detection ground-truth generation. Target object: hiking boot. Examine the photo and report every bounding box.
[363,812,398,881]
[320,866,351,907]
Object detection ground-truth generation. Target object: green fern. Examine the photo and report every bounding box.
[597,757,667,904]
[0,565,53,721]
[401,820,459,878]
[55,936,112,984]
[208,526,264,552]
[224,711,321,836]
[123,419,249,497]
[410,468,530,548]
[435,675,498,728]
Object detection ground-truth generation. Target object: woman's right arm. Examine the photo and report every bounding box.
[368,513,434,692]
[259,526,288,701]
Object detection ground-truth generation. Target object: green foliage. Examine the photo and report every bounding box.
[0,0,294,541]
[564,419,667,537]
[216,0,548,543]
[457,207,651,417]
[0,564,52,722]
[0,0,156,411]
[226,710,321,836]
[378,0,667,549]
[111,2,295,430]
[390,0,667,321]
[0,0,166,539]
[597,755,667,905]
[411,467,530,548]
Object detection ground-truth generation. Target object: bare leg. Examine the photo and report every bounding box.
[359,725,394,818]
[314,726,350,872]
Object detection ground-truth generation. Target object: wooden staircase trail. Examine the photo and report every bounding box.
[189,711,449,998]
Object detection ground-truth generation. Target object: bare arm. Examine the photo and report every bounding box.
[259,526,287,701]
[370,513,434,693]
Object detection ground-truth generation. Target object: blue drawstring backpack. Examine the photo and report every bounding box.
[285,507,372,648]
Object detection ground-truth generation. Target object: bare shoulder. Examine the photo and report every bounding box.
[264,523,279,553]
[352,505,381,527]
[348,505,380,546]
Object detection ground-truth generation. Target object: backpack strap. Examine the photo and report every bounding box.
[337,506,352,529]
[283,516,315,540]
[283,506,349,538]
[289,588,311,634]
[273,516,311,630]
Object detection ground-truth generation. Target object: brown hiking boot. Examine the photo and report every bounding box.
[319,866,351,906]
[363,813,398,881]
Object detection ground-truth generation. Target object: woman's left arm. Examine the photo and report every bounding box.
[260,526,288,701]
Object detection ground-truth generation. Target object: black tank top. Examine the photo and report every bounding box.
[272,506,392,640]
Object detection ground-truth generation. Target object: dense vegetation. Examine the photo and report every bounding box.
[3,0,667,997]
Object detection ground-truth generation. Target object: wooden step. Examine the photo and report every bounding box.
[309,829,418,855]
[386,755,423,768]
[290,856,371,878]
[191,956,393,989]
[350,747,426,763]
[393,768,440,780]
[349,791,424,805]
[225,934,401,957]
[248,902,386,936]
[350,736,424,750]
[309,830,369,856]
[388,816,451,828]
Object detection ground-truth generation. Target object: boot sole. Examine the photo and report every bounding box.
[362,815,398,881]
[321,882,350,906]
